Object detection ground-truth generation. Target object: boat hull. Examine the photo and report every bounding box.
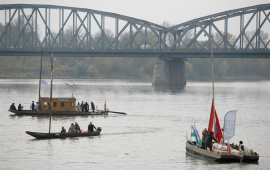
[186,142,259,163]
[26,131,100,139]
[9,110,108,116]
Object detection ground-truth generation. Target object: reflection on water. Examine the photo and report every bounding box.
[1,79,269,169]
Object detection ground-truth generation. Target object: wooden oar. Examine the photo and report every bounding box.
[100,110,126,115]
[108,111,127,115]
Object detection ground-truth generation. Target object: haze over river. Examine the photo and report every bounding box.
[0,79,269,170]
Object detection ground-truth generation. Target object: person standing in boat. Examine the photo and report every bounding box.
[88,122,96,132]
[81,101,85,112]
[239,141,251,155]
[91,101,95,112]
[18,104,23,111]
[31,101,35,111]
[68,123,75,133]
[202,128,208,149]
[75,122,81,133]
[76,102,81,112]
[84,102,89,112]
[10,103,16,110]
[205,131,217,151]
[35,102,39,111]
[61,127,66,134]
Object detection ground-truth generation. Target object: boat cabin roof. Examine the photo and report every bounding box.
[40,97,76,101]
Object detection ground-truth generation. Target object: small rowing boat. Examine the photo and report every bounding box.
[26,130,101,139]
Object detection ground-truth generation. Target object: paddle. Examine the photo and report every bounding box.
[108,111,127,115]
[109,111,127,115]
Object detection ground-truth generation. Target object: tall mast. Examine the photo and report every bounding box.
[211,35,216,137]
[49,53,54,133]
[38,49,43,110]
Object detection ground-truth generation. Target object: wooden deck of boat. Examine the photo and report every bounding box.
[9,110,108,116]
[186,142,259,163]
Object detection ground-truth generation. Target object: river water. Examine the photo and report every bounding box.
[0,79,269,170]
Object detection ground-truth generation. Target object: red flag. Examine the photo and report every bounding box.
[207,99,224,143]
[104,99,106,111]
[227,143,231,156]
[65,83,76,88]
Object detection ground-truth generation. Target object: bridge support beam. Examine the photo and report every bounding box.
[152,58,186,86]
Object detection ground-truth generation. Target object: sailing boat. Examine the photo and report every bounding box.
[26,53,102,139]
[185,36,259,163]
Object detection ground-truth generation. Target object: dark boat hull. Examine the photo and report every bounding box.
[26,131,100,139]
[186,142,259,163]
[9,110,108,116]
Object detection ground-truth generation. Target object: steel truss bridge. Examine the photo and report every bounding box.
[0,3,269,58]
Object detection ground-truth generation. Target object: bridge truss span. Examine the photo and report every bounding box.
[0,3,269,58]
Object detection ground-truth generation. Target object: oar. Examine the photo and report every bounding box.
[102,110,126,115]
[108,111,127,115]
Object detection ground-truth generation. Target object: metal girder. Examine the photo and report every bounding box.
[0,3,269,58]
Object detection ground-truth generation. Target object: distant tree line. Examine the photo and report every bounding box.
[0,19,269,80]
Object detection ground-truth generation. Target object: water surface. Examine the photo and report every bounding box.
[0,79,269,169]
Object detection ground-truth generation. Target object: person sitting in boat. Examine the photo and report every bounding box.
[91,101,95,112]
[31,101,35,111]
[18,104,23,111]
[239,141,251,155]
[205,131,217,151]
[84,102,89,112]
[88,122,96,132]
[61,127,66,134]
[35,102,39,111]
[10,103,16,110]
[202,128,208,149]
[74,122,81,133]
[68,123,75,133]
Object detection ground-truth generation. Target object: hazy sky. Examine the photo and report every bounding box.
[1,0,269,26]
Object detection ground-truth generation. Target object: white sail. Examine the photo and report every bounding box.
[224,110,237,140]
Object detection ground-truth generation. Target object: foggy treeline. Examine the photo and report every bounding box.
[0,19,269,80]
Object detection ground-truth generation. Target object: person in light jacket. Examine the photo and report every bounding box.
[239,141,251,155]
[68,123,75,133]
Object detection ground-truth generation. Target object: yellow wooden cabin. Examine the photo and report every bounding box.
[40,97,76,111]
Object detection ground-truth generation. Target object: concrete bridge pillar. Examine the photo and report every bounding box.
[152,58,186,86]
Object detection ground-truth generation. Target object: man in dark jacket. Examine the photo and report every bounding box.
[10,103,16,110]
[91,102,95,112]
[81,101,84,112]
[88,122,96,132]
[84,102,89,112]
[31,101,35,111]
[18,104,23,111]
[202,128,207,148]
[205,131,217,151]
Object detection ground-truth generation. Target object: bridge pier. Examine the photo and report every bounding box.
[152,58,186,86]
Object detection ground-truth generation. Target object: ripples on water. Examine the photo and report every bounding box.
[0,79,269,169]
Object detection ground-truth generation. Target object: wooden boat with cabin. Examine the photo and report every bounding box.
[8,50,126,116]
[9,97,109,116]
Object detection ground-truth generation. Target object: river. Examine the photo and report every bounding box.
[0,79,269,170]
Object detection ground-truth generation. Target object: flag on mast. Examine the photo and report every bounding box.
[65,83,76,88]
[104,99,106,111]
[208,99,224,143]
[191,125,202,146]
